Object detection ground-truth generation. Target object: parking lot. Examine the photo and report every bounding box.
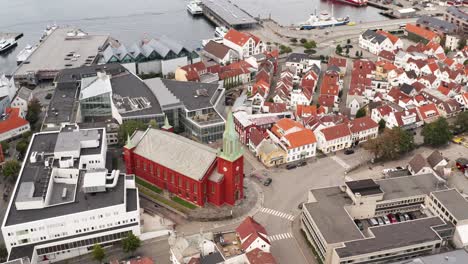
[355,210,427,237]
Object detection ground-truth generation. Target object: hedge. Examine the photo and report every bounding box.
[172,196,197,209]
[135,177,162,194]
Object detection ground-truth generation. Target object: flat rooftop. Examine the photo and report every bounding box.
[44,82,79,125]
[4,128,135,226]
[15,28,108,77]
[202,0,257,27]
[432,189,468,221]
[335,217,444,258]
[345,179,383,196]
[376,174,446,201]
[304,187,364,244]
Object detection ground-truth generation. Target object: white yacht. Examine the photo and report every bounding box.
[187,0,203,16]
[0,38,17,53]
[214,26,229,38]
[16,44,37,65]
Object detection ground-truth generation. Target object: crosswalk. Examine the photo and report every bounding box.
[331,155,351,170]
[259,207,295,221]
[269,232,293,242]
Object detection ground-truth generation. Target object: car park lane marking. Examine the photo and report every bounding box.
[260,207,295,221]
[269,232,293,242]
[331,155,351,169]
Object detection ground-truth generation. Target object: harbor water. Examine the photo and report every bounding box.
[0,0,387,74]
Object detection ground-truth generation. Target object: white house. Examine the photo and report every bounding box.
[285,53,321,76]
[268,118,317,163]
[236,217,271,253]
[314,123,352,154]
[223,29,265,59]
[348,116,379,144]
[10,87,33,114]
[408,154,434,175]
[386,109,423,130]
[359,30,403,55]
[1,125,141,264]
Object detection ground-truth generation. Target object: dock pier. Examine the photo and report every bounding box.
[0,32,23,41]
[201,0,258,29]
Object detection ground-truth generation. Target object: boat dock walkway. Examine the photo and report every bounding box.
[0,32,24,41]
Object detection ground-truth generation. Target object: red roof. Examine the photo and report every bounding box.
[284,129,317,149]
[376,105,394,117]
[129,257,154,264]
[318,95,336,107]
[378,50,396,61]
[320,71,340,96]
[320,123,351,141]
[328,57,347,68]
[224,29,252,46]
[0,108,29,134]
[417,103,440,120]
[349,116,378,133]
[246,248,277,264]
[296,105,317,118]
[249,127,265,147]
[377,30,400,45]
[405,24,438,41]
[271,118,304,137]
[263,102,287,113]
[236,217,270,251]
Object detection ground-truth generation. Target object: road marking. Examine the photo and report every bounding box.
[269,232,293,242]
[260,207,295,221]
[331,155,351,169]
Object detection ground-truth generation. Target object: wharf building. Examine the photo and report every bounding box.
[124,112,244,207]
[43,64,227,144]
[301,173,468,264]
[1,124,140,264]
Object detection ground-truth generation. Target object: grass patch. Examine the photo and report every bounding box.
[172,196,197,209]
[135,177,162,194]
[138,188,189,213]
[300,230,324,264]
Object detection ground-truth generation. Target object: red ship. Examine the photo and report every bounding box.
[334,0,368,7]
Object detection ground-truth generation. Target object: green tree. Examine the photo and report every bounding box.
[356,108,366,118]
[300,38,307,44]
[336,44,343,54]
[304,41,316,50]
[422,118,452,147]
[364,128,414,161]
[378,119,386,133]
[268,97,274,103]
[2,160,20,182]
[279,45,292,54]
[355,50,359,57]
[117,120,147,145]
[92,244,105,263]
[16,140,29,156]
[290,38,298,43]
[458,38,466,51]
[453,112,468,134]
[121,233,141,254]
[0,244,7,262]
[347,38,351,44]
[26,98,41,126]
[345,47,350,56]
[149,119,158,128]
[1,141,9,153]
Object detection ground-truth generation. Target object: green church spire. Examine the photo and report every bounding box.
[162,115,172,130]
[125,133,135,149]
[219,111,243,161]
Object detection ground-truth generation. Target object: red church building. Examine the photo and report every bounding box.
[123,113,244,207]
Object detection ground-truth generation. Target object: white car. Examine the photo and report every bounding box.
[382,215,391,225]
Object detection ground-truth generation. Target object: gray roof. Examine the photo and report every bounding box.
[390,249,468,264]
[201,0,257,26]
[400,83,415,95]
[335,217,444,258]
[304,187,365,244]
[345,179,383,196]
[426,150,445,168]
[16,87,32,101]
[432,189,468,221]
[143,78,182,111]
[361,29,387,44]
[15,28,109,77]
[132,128,218,181]
[3,129,135,226]
[286,53,312,63]
[376,173,446,201]
[416,15,457,33]
[408,154,430,174]
[447,6,468,21]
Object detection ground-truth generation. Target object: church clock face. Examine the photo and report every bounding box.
[236,166,239,171]
[223,167,227,172]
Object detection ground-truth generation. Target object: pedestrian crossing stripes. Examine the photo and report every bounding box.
[269,232,293,242]
[331,155,351,169]
[259,207,295,221]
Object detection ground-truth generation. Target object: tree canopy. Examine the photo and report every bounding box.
[378,119,386,133]
[364,128,414,161]
[422,118,452,147]
[26,98,41,126]
[121,233,141,254]
[92,244,105,263]
[453,112,468,134]
[117,120,147,145]
[2,160,20,181]
[0,244,7,262]
[355,108,366,118]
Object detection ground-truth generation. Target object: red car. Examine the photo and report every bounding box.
[387,214,397,223]
[456,158,468,173]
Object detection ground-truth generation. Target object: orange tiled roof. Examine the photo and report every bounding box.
[377,30,400,45]
[284,129,317,149]
[0,108,29,134]
[406,24,438,41]
[224,29,252,46]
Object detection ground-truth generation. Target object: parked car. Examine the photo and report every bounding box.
[297,161,307,167]
[377,217,384,226]
[382,215,391,225]
[263,178,272,186]
[354,219,364,230]
[286,164,297,170]
[395,213,405,222]
[387,214,397,223]
[368,218,379,227]
[456,158,468,173]
[344,149,355,155]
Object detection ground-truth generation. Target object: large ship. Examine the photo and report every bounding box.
[333,0,368,7]
[299,10,350,30]
[187,0,203,16]
[0,38,17,53]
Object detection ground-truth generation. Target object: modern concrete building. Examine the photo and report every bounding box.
[1,124,140,264]
[445,7,468,36]
[301,174,463,264]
